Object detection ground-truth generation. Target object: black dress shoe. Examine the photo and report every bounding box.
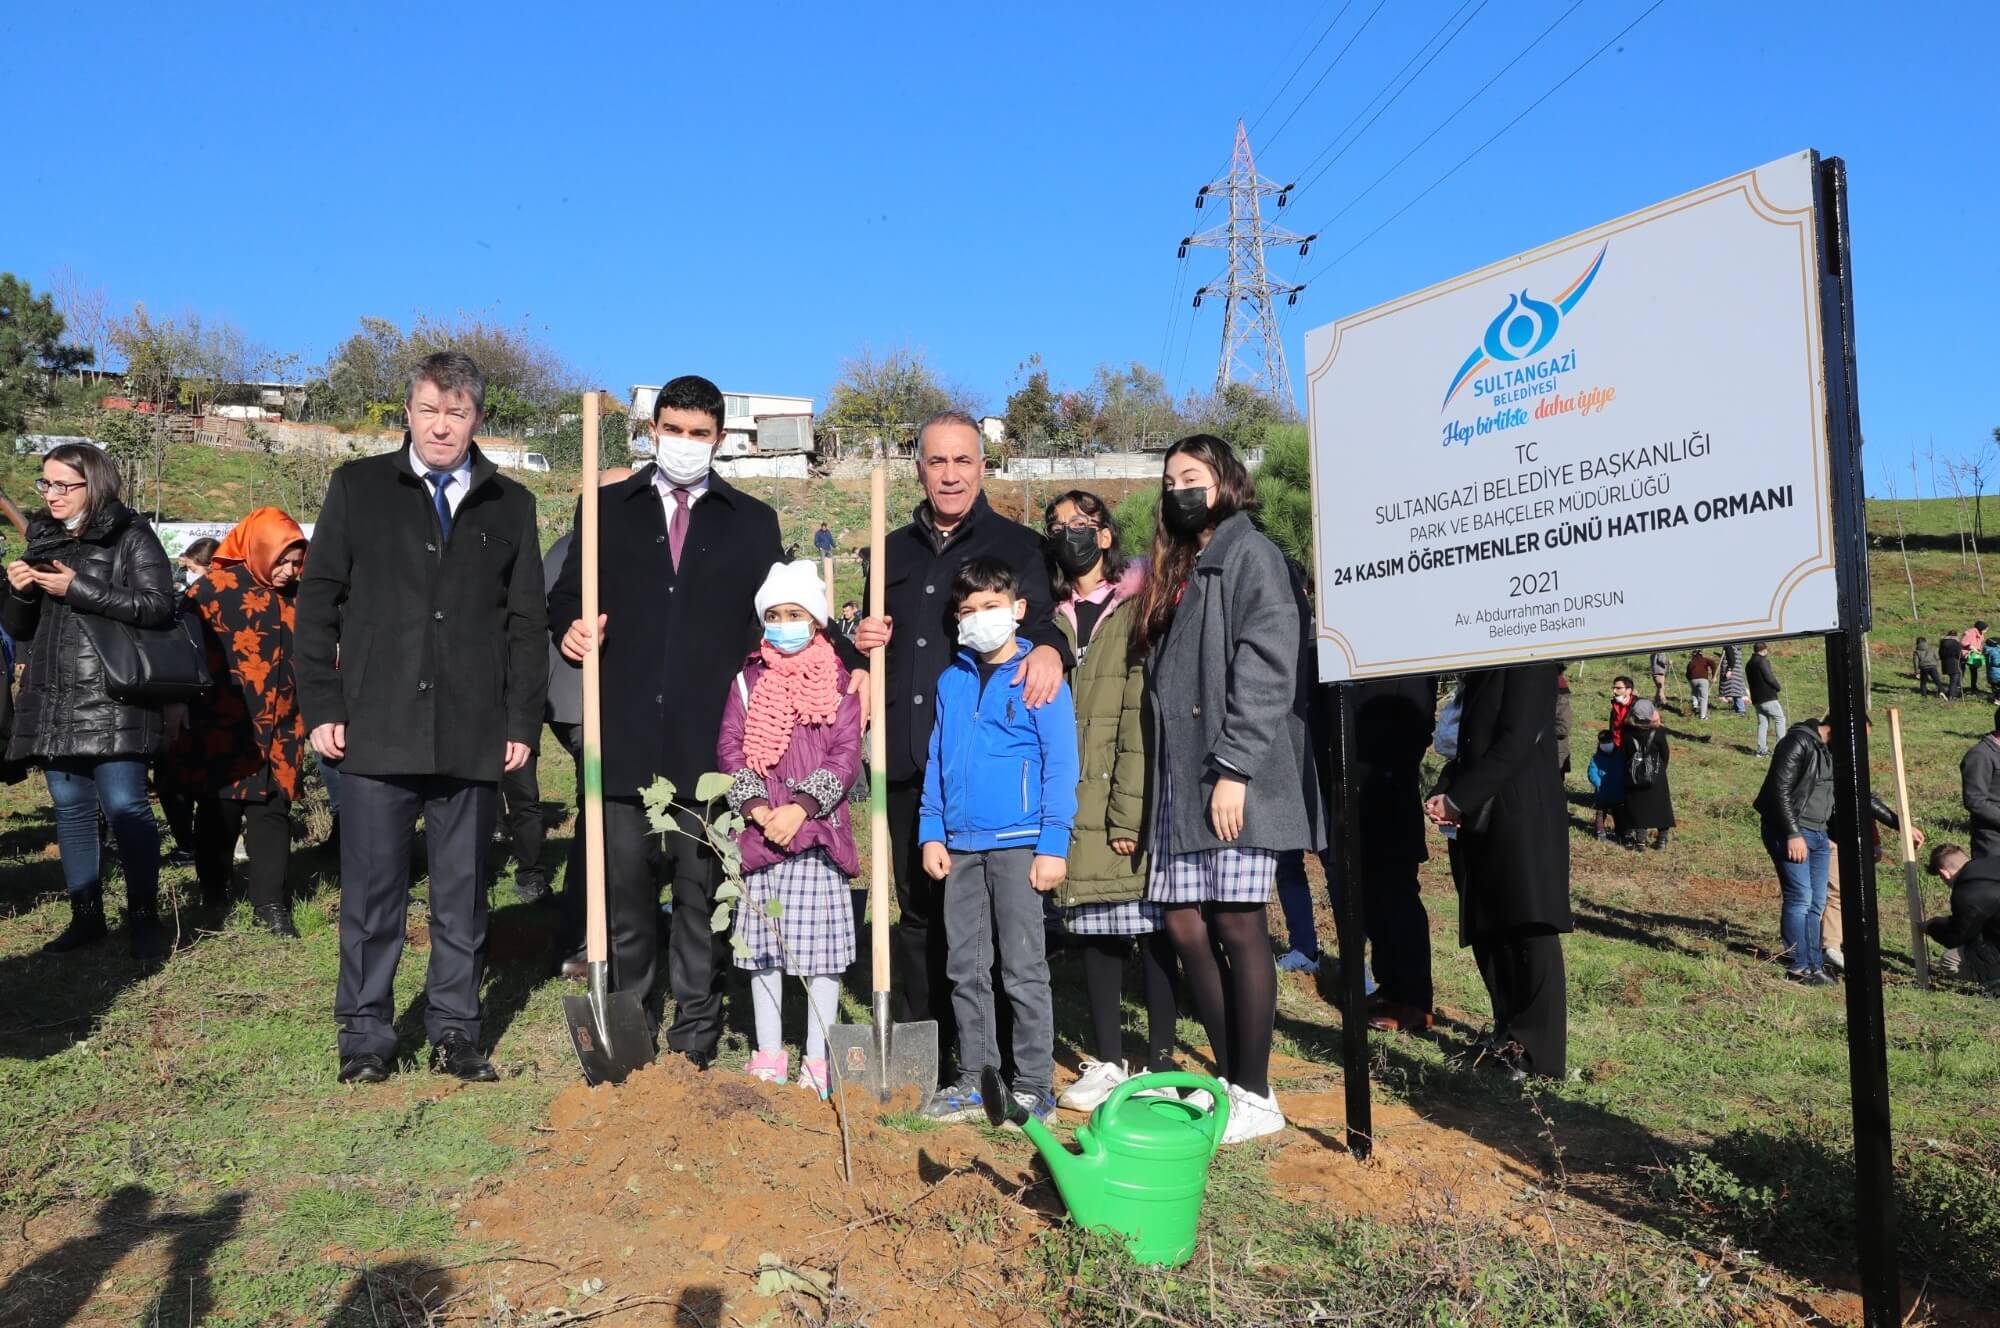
[558,948,588,981]
[678,1048,714,1072]
[339,1053,389,1084]
[431,1033,499,1082]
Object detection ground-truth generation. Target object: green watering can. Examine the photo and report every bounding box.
[984,1067,1229,1267]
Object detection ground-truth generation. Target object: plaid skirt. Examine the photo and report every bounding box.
[1145,768,1278,905]
[734,848,856,977]
[1064,896,1163,937]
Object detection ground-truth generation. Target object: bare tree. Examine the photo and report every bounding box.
[1879,459,1918,620]
[1927,440,1970,569]
[46,266,110,375]
[1937,446,1987,593]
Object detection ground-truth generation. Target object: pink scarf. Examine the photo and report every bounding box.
[742,633,843,774]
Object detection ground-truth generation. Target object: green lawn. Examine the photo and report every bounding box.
[0,493,1995,1325]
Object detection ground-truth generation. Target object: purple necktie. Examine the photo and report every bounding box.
[669,487,691,570]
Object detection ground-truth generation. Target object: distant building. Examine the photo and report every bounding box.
[980,415,1005,446]
[628,386,815,457]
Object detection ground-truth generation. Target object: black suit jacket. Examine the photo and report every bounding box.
[547,467,862,799]
[866,492,1068,783]
[1441,663,1572,940]
[296,441,548,782]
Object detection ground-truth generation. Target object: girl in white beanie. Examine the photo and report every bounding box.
[716,559,863,1097]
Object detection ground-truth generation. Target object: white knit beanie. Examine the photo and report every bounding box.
[753,559,829,625]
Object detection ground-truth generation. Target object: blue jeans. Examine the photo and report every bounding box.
[1766,826,1830,973]
[1274,849,1379,994]
[45,758,160,900]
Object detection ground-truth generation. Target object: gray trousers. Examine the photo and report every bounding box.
[1690,678,1711,719]
[334,772,496,1059]
[1756,700,1787,754]
[943,847,1053,1098]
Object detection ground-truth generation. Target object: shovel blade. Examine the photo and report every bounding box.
[562,991,656,1086]
[826,1018,939,1106]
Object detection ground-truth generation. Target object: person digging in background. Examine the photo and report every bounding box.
[918,558,1077,1128]
[1041,490,1183,1113]
[1616,699,1674,852]
[1923,844,2000,989]
[1914,636,1943,698]
[160,507,310,938]
[717,560,864,1100]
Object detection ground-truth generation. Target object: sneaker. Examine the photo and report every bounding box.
[1219,1083,1286,1145]
[1000,1089,1056,1133]
[1276,948,1321,974]
[1183,1079,1224,1114]
[797,1057,829,1100]
[746,1049,788,1084]
[923,1077,986,1123]
[1785,969,1835,988]
[1823,946,1845,975]
[1058,1059,1129,1112]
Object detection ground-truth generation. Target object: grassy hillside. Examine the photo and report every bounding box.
[0,474,1994,1325]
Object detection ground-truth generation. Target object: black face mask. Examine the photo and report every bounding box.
[1161,486,1211,539]
[1052,525,1104,576]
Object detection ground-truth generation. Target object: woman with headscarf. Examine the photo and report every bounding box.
[162,508,309,936]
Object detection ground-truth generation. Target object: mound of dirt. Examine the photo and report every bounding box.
[462,1057,1062,1327]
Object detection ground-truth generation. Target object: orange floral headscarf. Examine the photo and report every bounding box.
[212,507,306,588]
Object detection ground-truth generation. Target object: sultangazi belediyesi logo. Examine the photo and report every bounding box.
[1438,243,1613,446]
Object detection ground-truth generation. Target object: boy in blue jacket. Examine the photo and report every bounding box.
[1586,729,1626,842]
[919,558,1078,1124]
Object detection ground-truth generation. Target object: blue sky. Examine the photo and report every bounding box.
[5,1,1991,483]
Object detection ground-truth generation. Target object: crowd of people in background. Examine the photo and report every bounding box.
[6,351,1991,1154]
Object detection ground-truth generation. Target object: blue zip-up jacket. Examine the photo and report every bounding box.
[919,639,1079,858]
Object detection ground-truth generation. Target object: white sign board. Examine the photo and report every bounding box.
[156,522,316,560]
[1304,151,1834,681]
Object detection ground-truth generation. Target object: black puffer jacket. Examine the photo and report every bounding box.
[2,503,175,762]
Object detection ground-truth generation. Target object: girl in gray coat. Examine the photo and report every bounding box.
[1132,435,1323,1146]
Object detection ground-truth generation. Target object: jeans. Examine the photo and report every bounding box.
[1918,667,1943,697]
[1690,678,1711,719]
[1767,826,1830,973]
[943,846,1053,1098]
[1274,848,1381,995]
[45,758,159,901]
[1755,700,1787,755]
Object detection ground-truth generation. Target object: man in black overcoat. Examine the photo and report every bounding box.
[850,412,1070,1048]
[297,352,549,1085]
[548,376,864,1066]
[1425,662,1572,1078]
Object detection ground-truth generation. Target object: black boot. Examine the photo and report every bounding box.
[127,881,167,962]
[43,885,109,953]
[254,901,299,939]
[1652,829,1672,851]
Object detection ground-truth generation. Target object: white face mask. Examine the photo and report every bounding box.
[957,606,1019,655]
[654,434,714,487]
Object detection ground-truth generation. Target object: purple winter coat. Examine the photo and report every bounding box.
[717,652,863,877]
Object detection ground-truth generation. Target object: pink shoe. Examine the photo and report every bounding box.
[746,1049,788,1084]
[797,1058,829,1100]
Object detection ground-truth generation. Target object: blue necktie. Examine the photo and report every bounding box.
[427,470,454,541]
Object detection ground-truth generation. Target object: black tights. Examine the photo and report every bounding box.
[1080,933,1181,1070]
[1162,903,1276,1097]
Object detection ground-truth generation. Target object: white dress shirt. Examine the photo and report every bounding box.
[651,464,710,524]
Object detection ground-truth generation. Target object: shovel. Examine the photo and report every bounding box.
[563,391,657,1084]
[827,462,940,1105]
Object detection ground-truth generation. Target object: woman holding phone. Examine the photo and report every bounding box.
[4,444,176,959]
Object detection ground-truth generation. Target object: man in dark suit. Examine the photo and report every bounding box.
[549,376,863,1066]
[297,351,548,1085]
[851,411,1069,1045]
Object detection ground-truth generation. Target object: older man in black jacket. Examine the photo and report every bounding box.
[297,352,548,1085]
[852,411,1069,1043]
[550,377,864,1066]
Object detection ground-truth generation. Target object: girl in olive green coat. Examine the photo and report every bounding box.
[1044,491,1181,1113]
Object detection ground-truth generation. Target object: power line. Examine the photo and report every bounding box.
[1299,0,1669,288]
[1246,0,1358,141]
[1285,0,1490,207]
[1257,0,1392,157]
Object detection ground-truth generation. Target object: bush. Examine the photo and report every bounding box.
[1113,488,1155,555]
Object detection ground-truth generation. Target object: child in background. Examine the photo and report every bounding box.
[1587,729,1626,842]
[920,558,1079,1126]
[717,560,863,1099]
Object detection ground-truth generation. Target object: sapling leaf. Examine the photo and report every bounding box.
[694,771,733,802]
[710,902,734,934]
[714,880,743,902]
[765,898,784,919]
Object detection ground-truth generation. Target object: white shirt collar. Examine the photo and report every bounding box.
[651,464,710,505]
[410,449,474,487]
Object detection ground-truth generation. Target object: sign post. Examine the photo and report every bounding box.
[1304,152,1899,1326]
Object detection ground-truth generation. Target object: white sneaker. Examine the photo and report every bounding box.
[1058,1059,1130,1111]
[1823,946,1845,974]
[1276,948,1321,974]
[1220,1083,1286,1145]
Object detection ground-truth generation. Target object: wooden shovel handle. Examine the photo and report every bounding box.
[869,464,892,992]
[581,393,610,966]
